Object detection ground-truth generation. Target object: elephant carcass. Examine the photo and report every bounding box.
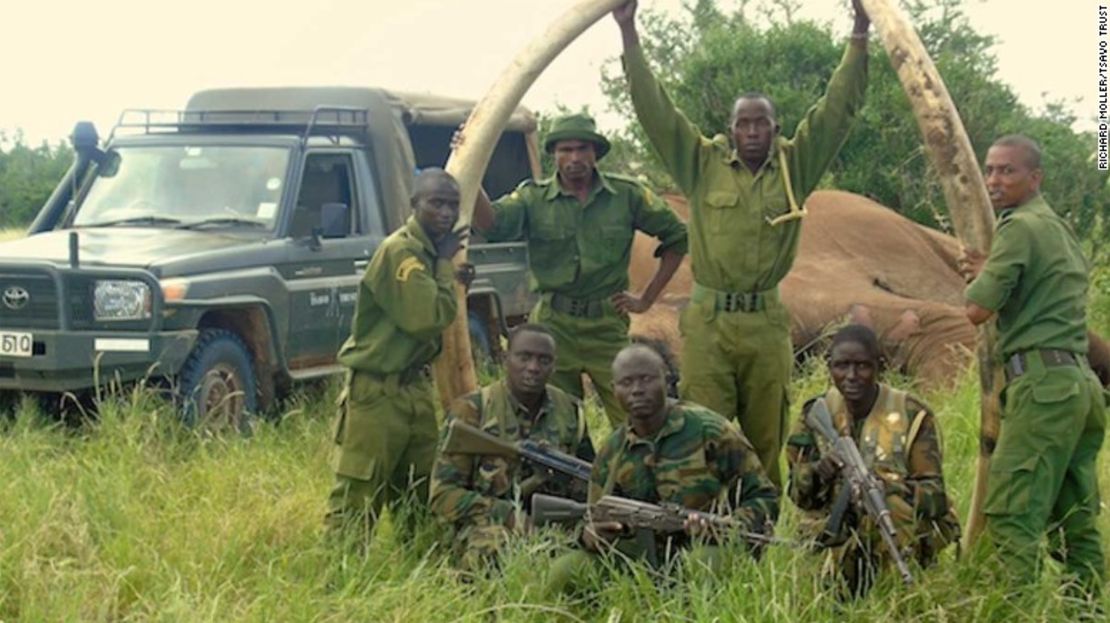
[628,190,1109,388]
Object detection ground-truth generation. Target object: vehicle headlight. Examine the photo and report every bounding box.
[93,280,152,321]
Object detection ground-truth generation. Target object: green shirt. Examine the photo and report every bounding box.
[429,379,594,527]
[337,216,458,373]
[479,171,688,299]
[622,41,868,293]
[591,401,779,538]
[965,194,1091,358]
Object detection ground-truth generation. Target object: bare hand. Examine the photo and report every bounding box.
[435,230,468,259]
[582,521,624,552]
[611,291,651,315]
[612,0,637,27]
[455,262,476,288]
[815,454,843,482]
[682,513,714,539]
[851,0,870,30]
[451,122,466,151]
[957,247,987,283]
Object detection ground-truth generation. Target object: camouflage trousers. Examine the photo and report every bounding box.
[531,295,629,428]
[453,522,513,572]
[678,285,792,489]
[984,355,1106,596]
[324,371,439,537]
[544,540,726,597]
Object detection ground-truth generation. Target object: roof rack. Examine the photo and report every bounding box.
[107,106,369,146]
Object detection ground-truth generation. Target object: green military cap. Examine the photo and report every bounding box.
[544,113,611,158]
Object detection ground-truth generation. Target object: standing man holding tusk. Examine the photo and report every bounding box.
[961,135,1105,603]
[613,0,870,488]
[325,168,469,539]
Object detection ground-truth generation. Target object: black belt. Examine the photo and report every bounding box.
[716,291,765,312]
[691,283,774,313]
[1004,349,1079,382]
[548,293,608,319]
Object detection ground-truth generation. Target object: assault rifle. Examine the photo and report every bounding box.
[530,493,786,547]
[441,420,592,483]
[804,398,915,585]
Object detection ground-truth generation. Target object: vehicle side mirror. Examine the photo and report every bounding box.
[319,202,349,239]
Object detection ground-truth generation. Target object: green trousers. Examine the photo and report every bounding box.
[531,296,629,428]
[984,354,1106,595]
[324,371,439,536]
[677,288,792,488]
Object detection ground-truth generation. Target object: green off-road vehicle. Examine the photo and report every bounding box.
[0,88,538,427]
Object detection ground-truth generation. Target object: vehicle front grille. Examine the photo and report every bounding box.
[0,271,59,330]
[66,274,96,330]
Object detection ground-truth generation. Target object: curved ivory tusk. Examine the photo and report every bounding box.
[859,0,1000,549]
[433,0,631,408]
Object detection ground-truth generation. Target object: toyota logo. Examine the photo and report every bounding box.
[2,286,30,311]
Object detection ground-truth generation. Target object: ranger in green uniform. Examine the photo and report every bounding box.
[429,323,595,570]
[325,168,467,537]
[613,0,869,487]
[545,344,778,594]
[787,325,958,598]
[961,135,1106,598]
[470,114,688,427]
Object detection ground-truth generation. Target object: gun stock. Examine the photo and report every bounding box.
[442,420,520,458]
[531,493,587,527]
[443,420,592,483]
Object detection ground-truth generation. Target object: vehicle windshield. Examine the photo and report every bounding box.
[72,145,290,230]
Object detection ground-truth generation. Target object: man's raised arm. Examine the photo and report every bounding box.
[787,0,870,197]
[615,0,705,195]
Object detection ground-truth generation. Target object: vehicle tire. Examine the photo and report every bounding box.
[177,328,258,434]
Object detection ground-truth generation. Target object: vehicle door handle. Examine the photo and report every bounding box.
[294,266,323,277]
[354,260,369,273]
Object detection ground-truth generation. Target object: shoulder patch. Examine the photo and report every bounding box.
[602,171,640,185]
[395,255,426,282]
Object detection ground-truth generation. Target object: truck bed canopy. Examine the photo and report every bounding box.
[185,87,538,229]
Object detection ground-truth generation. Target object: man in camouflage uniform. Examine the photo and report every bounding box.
[325,168,467,537]
[429,323,595,570]
[545,344,778,594]
[613,0,869,487]
[787,325,958,598]
[961,135,1106,598]
[470,113,688,427]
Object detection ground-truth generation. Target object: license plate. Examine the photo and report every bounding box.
[0,331,33,357]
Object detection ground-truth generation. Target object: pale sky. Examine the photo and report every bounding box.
[0,0,1095,146]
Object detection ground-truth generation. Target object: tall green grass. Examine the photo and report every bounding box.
[1,269,1108,622]
[1,362,1106,622]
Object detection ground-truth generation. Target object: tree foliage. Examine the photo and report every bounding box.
[0,131,73,229]
[599,0,1108,257]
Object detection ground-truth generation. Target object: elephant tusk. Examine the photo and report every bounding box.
[433,0,632,409]
[858,0,1000,550]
